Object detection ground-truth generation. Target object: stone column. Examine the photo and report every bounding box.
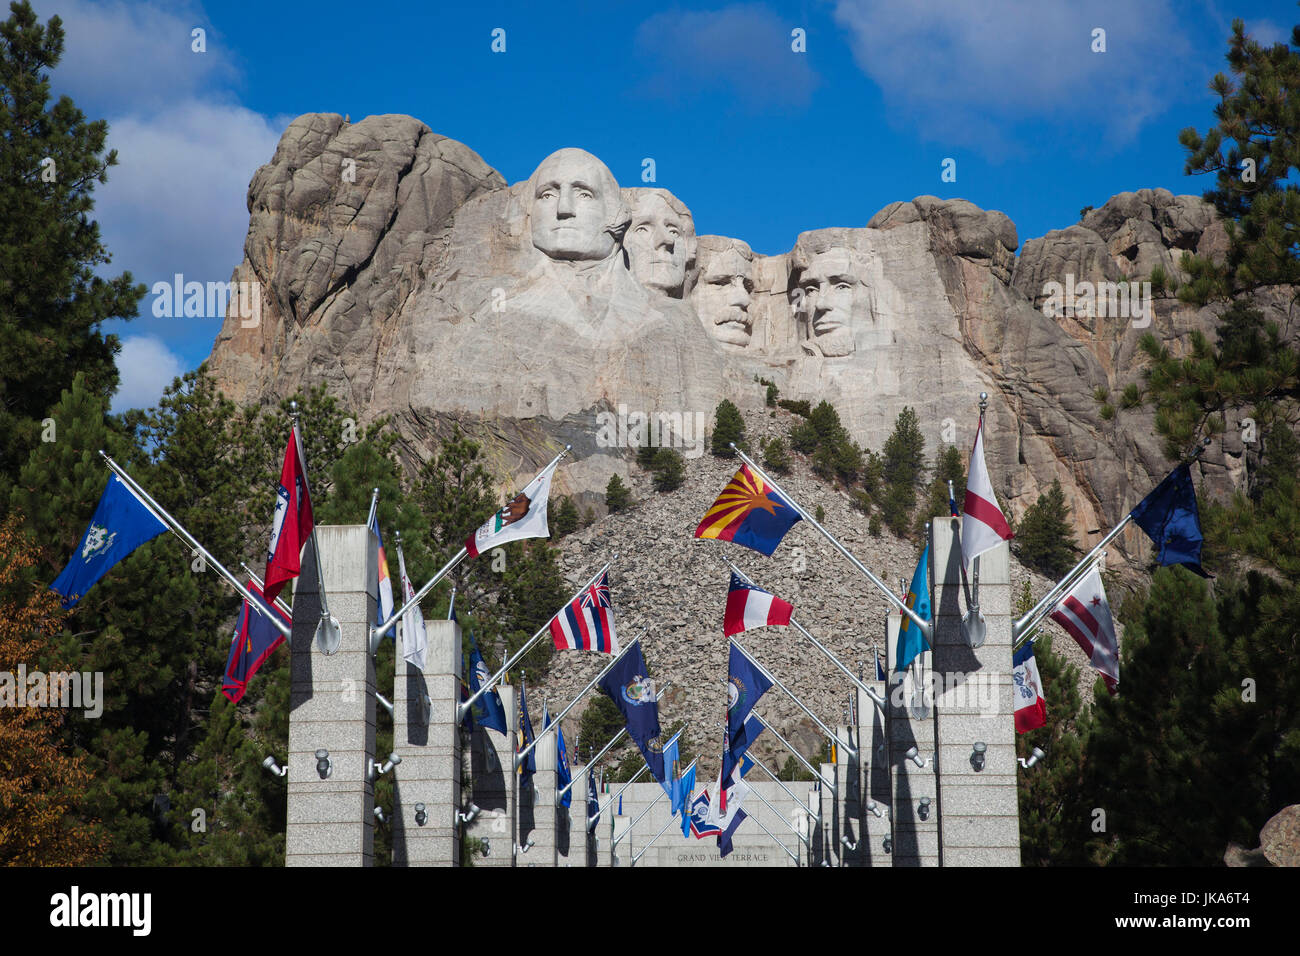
[930,518,1021,866]
[286,526,376,867]
[391,617,460,866]
[558,764,584,867]
[465,684,516,867]
[610,812,630,867]
[887,610,940,867]
[818,761,837,866]
[834,723,866,865]
[524,730,558,866]
[858,684,892,867]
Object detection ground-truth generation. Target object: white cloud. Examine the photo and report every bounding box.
[831,0,1197,153]
[113,336,186,412]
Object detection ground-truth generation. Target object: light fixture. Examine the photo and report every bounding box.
[369,751,402,781]
[374,807,385,823]
[456,803,481,825]
[866,799,884,818]
[315,749,332,779]
[918,797,931,821]
[414,803,428,827]
[840,834,858,851]
[481,839,491,857]
[514,839,534,856]
[262,755,287,778]
[904,746,928,769]
[375,692,394,717]
[882,835,892,854]
[1018,746,1046,769]
[971,742,987,772]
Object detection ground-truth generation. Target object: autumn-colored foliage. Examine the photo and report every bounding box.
[0,516,106,865]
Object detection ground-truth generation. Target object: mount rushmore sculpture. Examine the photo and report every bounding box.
[206,113,1254,559]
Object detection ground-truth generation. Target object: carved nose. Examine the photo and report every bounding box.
[556,189,575,218]
[654,226,675,251]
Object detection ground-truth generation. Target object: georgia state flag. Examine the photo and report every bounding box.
[723,573,793,636]
[1012,642,1047,734]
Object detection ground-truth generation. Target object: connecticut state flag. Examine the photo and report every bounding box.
[1012,642,1047,733]
[50,475,167,608]
[723,572,793,636]
[222,579,290,704]
[263,424,314,603]
[695,463,801,556]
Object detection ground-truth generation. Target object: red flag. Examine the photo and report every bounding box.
[264,425,314,603]
[961,416,1012,565]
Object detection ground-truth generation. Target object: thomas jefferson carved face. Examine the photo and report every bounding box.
[798,249,862,358]
[624,192,694,295]
[529,148,626,262]
[693,240,754,348]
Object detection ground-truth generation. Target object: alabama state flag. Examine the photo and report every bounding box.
[263,424,314,603]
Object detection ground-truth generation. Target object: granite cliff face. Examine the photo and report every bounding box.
[207,113,1263,568]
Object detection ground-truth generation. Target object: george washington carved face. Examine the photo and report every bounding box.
[529,148,627,262]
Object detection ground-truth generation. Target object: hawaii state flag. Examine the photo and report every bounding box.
[1012,642,1047,733]
[723,572,793,636]
[264,425,314,603]
[549,572,619,654]
[465,458,559,558]
[695,463,801,556]
[961,416,1012,566]
[1049,566,1119,695]
[222,579,290,704]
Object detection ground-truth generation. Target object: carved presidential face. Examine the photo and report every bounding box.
[624,193,694,295]
[694,246,754,348]
[529,149,624,262]
[799,249,861,358]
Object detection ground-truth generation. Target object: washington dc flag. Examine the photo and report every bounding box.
[695,463,801,556]
[723,573,793,636]
[1049,565,1119,695]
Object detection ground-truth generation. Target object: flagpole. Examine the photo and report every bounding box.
[366,487,379,530]
[748,812,801,865]
[446,584,456,621]
[513,630,644,768]
[744,755,819,820]
[289,406,341,654]
[753,712,835,790]
[373,444,572,643]
[613,757,698,847]
[745,781,811,847]
[557,684,669,799]
[728,443,931,639]
[239,562,293,618]
[590,726,685,826]
[724,556,887,714]
[99,453,292,640]
[458,557,616,721]
[731,639,856,757]
[630,809,683,866]
[1012,552,1109,650]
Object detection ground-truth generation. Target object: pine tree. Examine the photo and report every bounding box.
[605,473,632,513]
[651,448,685,492]
[0,2,146,487]
[761,436,790,475]
[577,693,629,759]
[552,496,579,538]
[711,399,745,457]
[1013,479,1079,579]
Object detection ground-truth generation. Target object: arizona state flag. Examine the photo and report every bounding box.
[222,579,290,704]
[695,464,801,556]
[264,425,314,603]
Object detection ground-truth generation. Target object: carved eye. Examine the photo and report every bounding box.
[635,225,650,233]
[538,189,557,201]
[835,282,853,292]
[577,190,594,201]
[667,228,680,238]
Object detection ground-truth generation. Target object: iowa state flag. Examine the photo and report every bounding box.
[723,572,793,636]
[695,464,801,557]
[222,579,290,704]
[264,425,314,603]
[1012,642,1047,733]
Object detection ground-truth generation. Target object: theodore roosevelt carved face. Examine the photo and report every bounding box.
[529,148,627,262]
[693,236,754,348]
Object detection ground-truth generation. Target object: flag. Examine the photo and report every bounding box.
[961,417,1012,566]
[264,425,315,603]
[723,572,793,636]
[673,763,696,818]
[688,792,722,839]
[222,579,290,704]
[660,734,680,799]
[543,705,573,808]
[369,513,395,628]
[739,753,756,778]
[948,483,959,518]
[1012,642,1047,733]
[395,544,427,670]
[50,475,167,607]
[466,633,508,734]
[465,458,559,558]
[597,640,665,782]
[723,715,765,780]
[550,571,619,654]
[518,682,537,788]
[874,651,886,681]
[711,774,751,833]
[695,463,802,556]
[587,770,601,834]
[895,545,932,672]
[719,809,748,859]
[1049,566,1119,694]
[1128,463,1210,577]
[727,644,773,766]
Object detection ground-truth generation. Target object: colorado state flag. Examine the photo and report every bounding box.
[695,464,801,556]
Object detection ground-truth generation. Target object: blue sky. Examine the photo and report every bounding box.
[30,0,1297,410]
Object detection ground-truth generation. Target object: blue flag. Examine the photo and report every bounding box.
[727,644,772,765]
[518,682,537,789]
[723,714,764,780]
[719,808,748,858]
[467,634,508,734]
[896,545,932,672]
[1129,463,1210,577]
[660,734,680,799]
[673,763,696,819]
[50,475,167,607]
[544,705,572,808]
[875,651,887,681]
[597,640,665,783]
[587,770,600,834]
[222,579,289,704]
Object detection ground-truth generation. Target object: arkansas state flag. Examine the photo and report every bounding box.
[723,572,793,636]
[695,464,801,556]
[263,425,314,603]
[222,579,290,704]
[1012,642,1047,733]
[961,416,1013,566]
[1049,566,1119,695]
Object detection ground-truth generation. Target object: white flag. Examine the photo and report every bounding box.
[397,545,427,671]
[464,458,559,558]
[1048,566,1119,694]
[961,417,1013,565]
